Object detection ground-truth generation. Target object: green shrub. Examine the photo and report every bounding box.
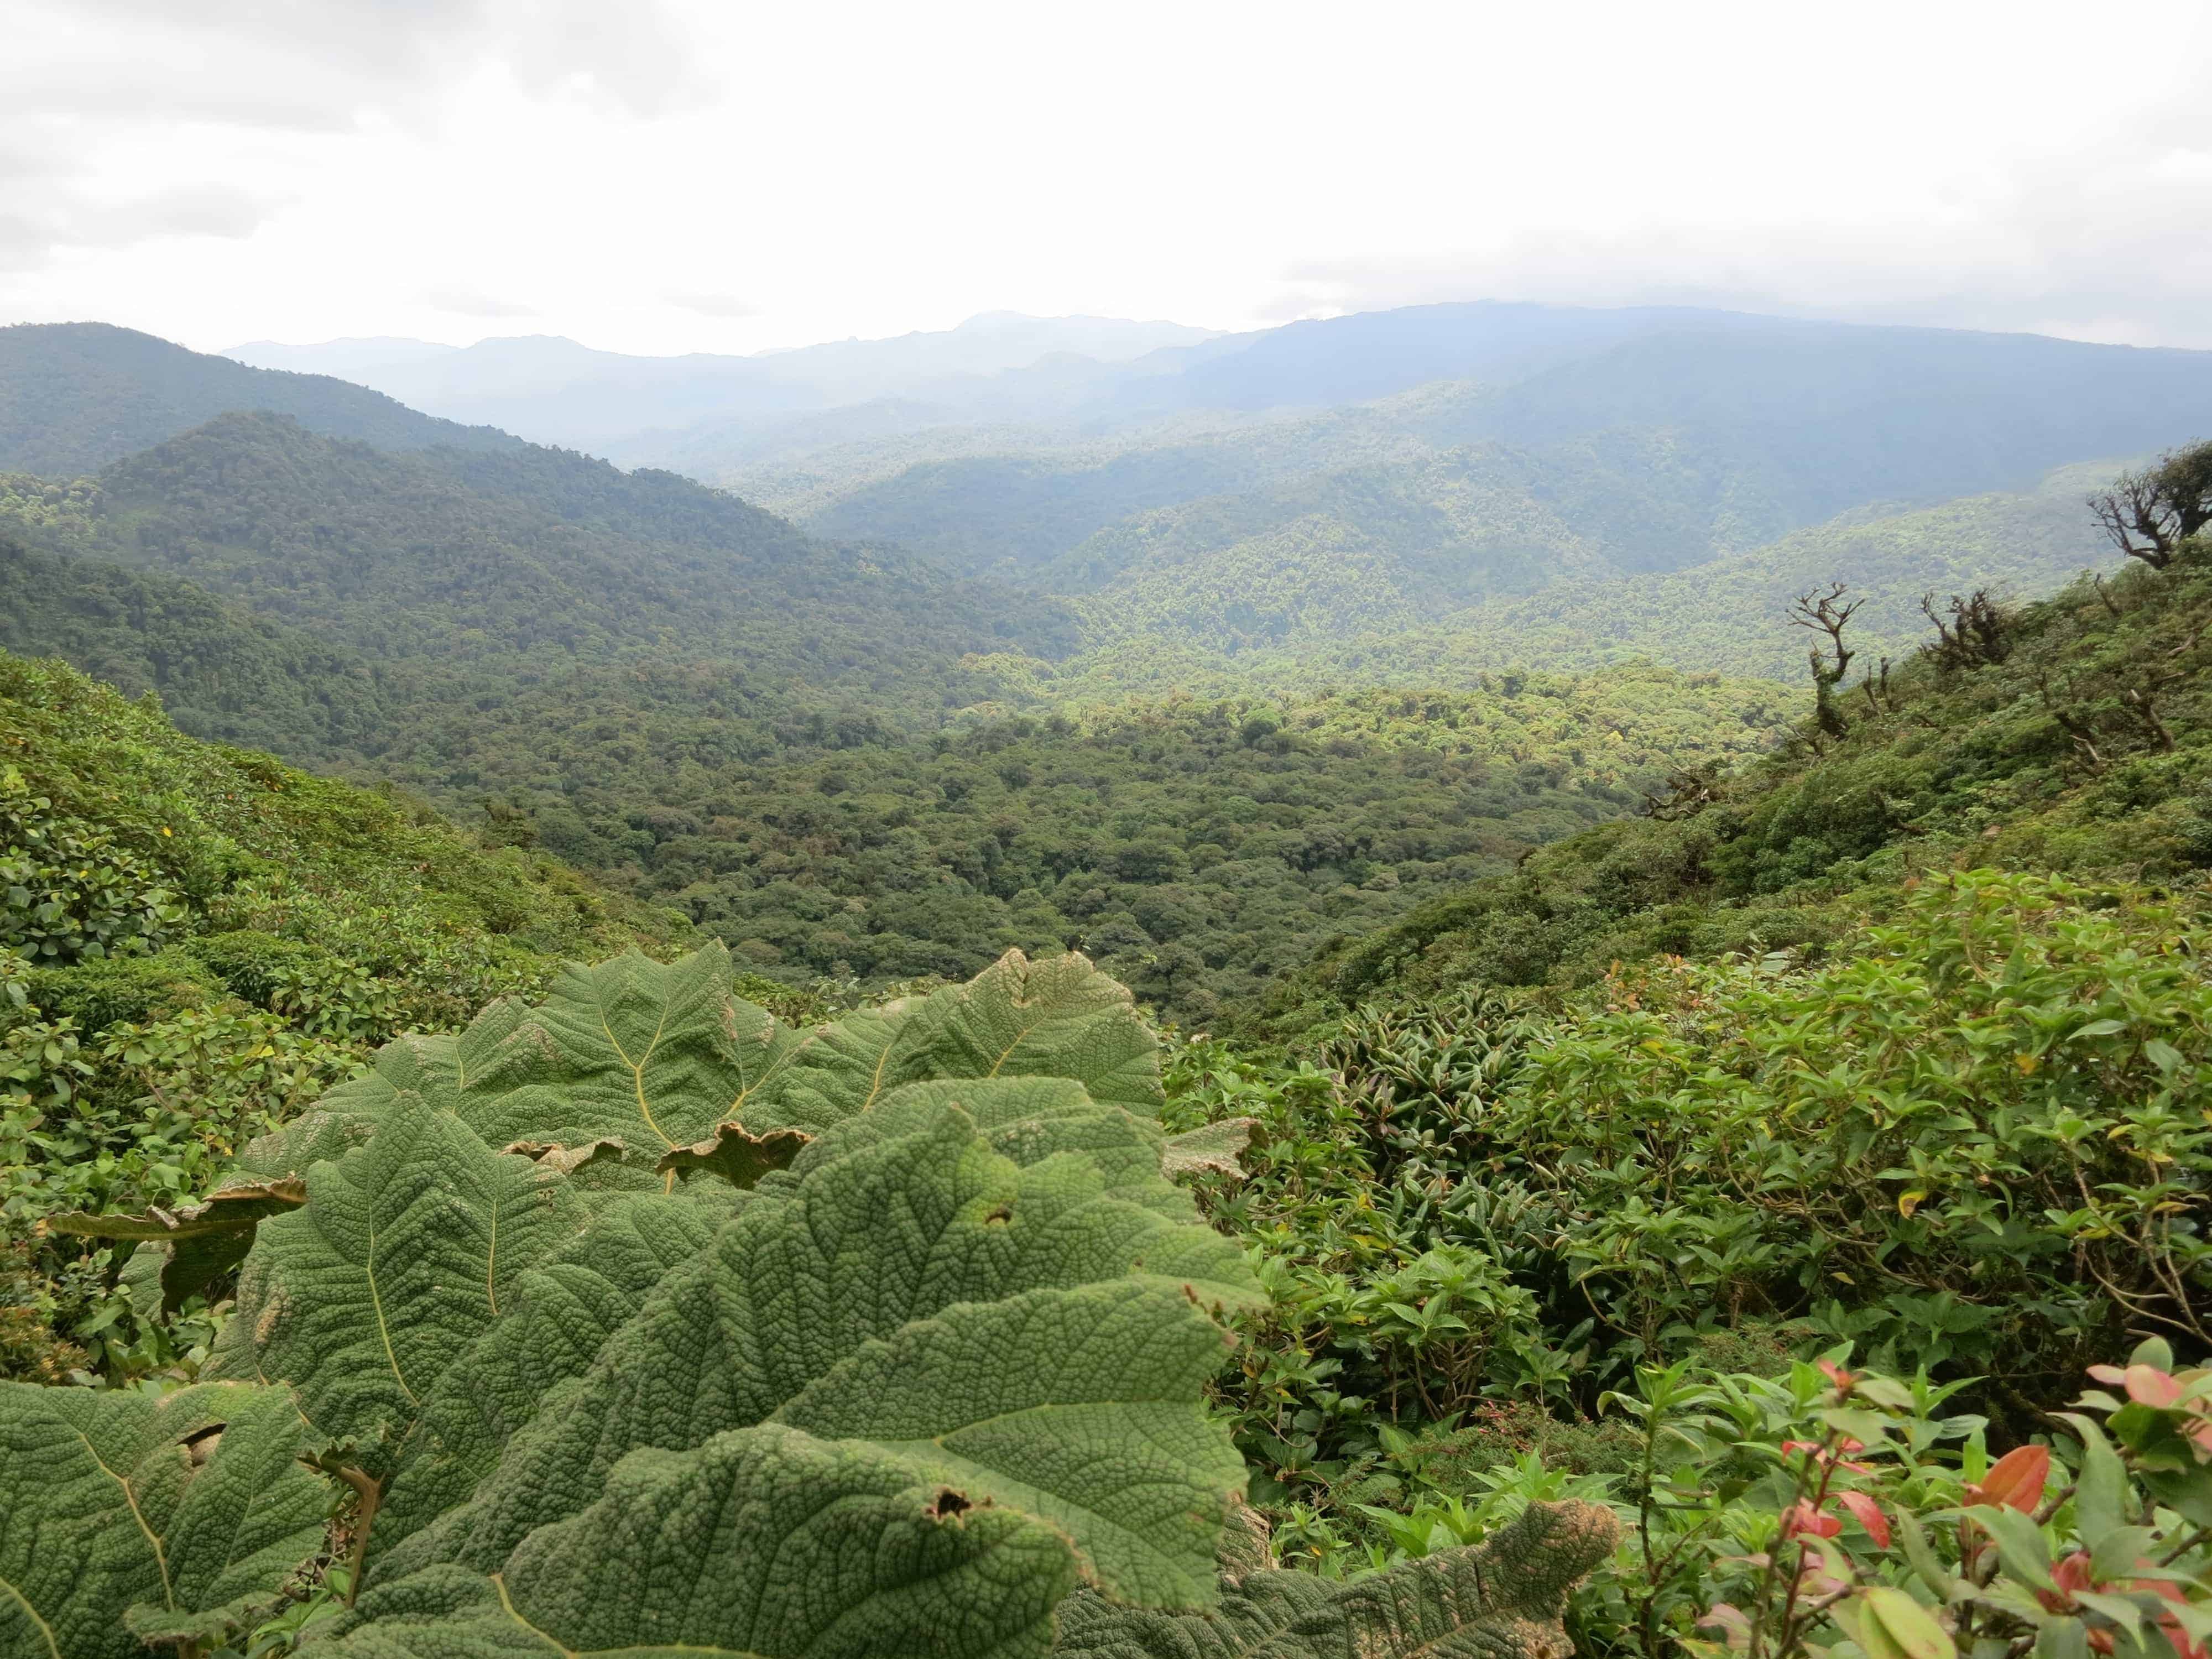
[15,950,222,1034]
[183,927,340,1007]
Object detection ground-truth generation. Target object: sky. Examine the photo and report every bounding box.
[4,0,2210,358]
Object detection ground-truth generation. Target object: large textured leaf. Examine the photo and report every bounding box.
[761,950,1161,1130]
[208,1089,594,1472]
[0,1381,328,1659]
[328,1427,1083,1659]
[802,1078,1193,1219]
[48,946,1209,1657]
[373,1091,1259,1616]
[895,951,1162,1115]
[190,945,1161,1271]
[368,1184,739,1558]
[444,946,804,1158]
[362,1078,1237,1569]
[1051,1502,1620,1659]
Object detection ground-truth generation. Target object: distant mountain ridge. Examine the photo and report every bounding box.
[222,312,1224,452]
[0,322,522,475]
[714,311,2212,676]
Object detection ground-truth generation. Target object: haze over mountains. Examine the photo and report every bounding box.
[11,300,2212,713]
[222,312,1224,454]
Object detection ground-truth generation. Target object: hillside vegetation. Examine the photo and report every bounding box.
[0,322,521,474]
[0,525,393,753]
[1268,505,2212,1031]
[571,669,1791,1021]
[1045,464,2120,700]
[733,315,2212,604]
[0,411,1804,1025]
[0,410,1077,773]
[1100,469,2212,1659]
[0,653,680,1381]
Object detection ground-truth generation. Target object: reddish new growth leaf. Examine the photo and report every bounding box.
[1965,1443,2051,1513]
[1834,1489,1891,1549]
[1780,1502,1841,1541]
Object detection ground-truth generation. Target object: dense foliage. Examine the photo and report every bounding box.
[0,415,1796,1022]
[0,655,678,1383]
[715,322,2209,683]
[557,669,1787,1022]
[1239,469,2120,690]
[1092,516,2212,1659]
[1270,533,2212,1031]
[0,529,394,752]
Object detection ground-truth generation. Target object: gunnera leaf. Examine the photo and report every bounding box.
[189,943,1165,1272]
[1051,1501,1621,1659]
[369,1089,1261,1627]
[442,945,805,1160]
[0,1381,328,1659]
[328,1427,1082,1659]
[761,948,1162,1130]
[363,1077,1237,1570]
[367,1183,740,1558]
[207,1088,597,1474]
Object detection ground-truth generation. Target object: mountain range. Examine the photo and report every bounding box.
[4,297,2210,1010]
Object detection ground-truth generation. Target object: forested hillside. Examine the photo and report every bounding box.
[727,316,2212,565]
[703,315,2209,687]
[0,526,392,752]
[1268,504,2212,1031]
[1043,462,2121,698]
[0,397,1804,1025]
[0,323,521,474]
[0,411,1077,763]
[0,653,681,1378]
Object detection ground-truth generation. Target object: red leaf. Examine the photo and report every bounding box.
[2053,1552,2097,1595]
[1781,1501,1842,1540]
[1970,1444,2051,1514]
[1835,1489,1891,1549]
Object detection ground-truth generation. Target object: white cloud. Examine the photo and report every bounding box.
[2,0,2208,354]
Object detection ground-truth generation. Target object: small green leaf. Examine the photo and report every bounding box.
[1849,1588,1957,1659]
[1968,1504,2053,1588]
[1894,1511,1958,1601]
[2068,1019,2128,1039]
[2055,1413,2132,1540]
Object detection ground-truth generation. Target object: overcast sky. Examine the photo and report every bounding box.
[5,0,2209,358]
